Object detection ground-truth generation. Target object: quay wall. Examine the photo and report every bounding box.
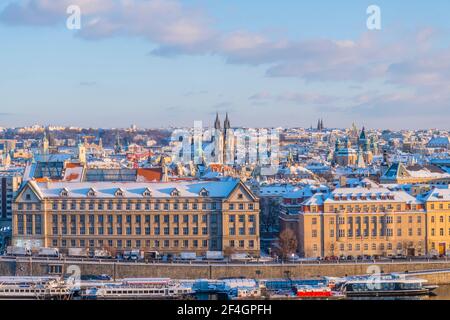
[5,259,450,284]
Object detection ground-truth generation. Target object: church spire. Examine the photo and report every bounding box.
[214,113,221,130]
[224,113,231,130]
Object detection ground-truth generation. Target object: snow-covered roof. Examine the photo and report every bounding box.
[325,187,421,204]
[423,188,450,202]
[28,179,242,199]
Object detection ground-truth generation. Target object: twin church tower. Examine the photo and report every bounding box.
[211,113,235,165]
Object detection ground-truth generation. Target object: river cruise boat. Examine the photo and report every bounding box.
[0,277,73,300]
[80,278,193,300]
[338,274,438,297]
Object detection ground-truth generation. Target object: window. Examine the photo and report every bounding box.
[229,215,235,222]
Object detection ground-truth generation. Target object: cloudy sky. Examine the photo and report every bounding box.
[0,0,449,129]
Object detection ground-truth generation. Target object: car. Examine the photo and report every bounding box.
[346,255,354,261]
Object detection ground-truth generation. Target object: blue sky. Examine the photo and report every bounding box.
[0,0,449,129]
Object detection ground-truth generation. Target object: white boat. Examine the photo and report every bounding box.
[80,278,193,300]
[0,277,73,300]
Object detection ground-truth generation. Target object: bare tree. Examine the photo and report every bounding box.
[278,229,298,260]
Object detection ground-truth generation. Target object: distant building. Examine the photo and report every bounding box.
[334,138,357,166]
[380,162,450,185]
[0,170,23,248]
[427,136,450,150]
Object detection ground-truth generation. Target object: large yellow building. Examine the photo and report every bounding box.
[281,187,428,258]
[12,179,260,257]
[423,189,450,256]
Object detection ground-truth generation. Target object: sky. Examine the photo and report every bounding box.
[0,0,450,129]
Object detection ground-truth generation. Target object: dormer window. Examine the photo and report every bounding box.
[115,188,124,197]
[143,188,152,197]
[170,188,180,197]
[199,188,209,197]
[60,188,69,197]
[87,188,96,197]
[237,194,243,199]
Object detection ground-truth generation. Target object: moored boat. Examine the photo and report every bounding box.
[0,277,73,300]
[80,278,193,300]
[338,274,438,297]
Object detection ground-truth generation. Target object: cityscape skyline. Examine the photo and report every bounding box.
[0,0,450,129]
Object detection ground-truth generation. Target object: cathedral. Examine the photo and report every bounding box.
[333,127,378,167]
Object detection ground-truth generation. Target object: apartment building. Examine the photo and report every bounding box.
[281,187,427,258]
[423,189,450,255]
[12,178,260,256]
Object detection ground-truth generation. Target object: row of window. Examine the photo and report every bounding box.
[228,227,257,236]
[51,213,213,224]
[228,214,256,223]
[311,242,419,252]
[429,204,450,210]
[52,238,212,249]
[430,228,450,237]
[50,226,212,236]
[311,228,423,238]
[228,240,255,248]
[18,201,255,211]
[317,216,423,225]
